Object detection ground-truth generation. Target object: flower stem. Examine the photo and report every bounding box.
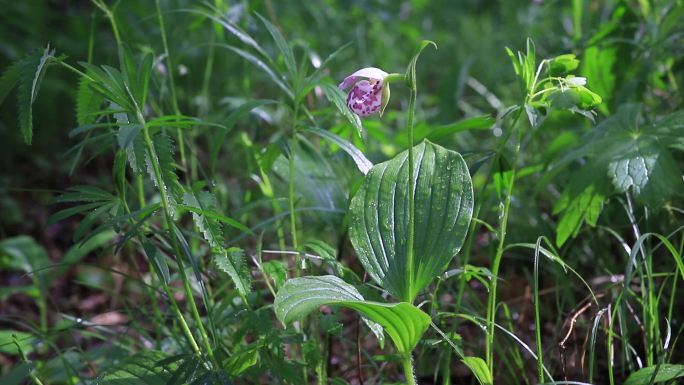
[402,354,418,385]
[405,85,417,303]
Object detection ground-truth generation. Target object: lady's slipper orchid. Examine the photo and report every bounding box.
[339,67,391,117]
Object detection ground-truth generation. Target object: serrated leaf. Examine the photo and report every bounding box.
[349,140,474,302]
[145,133,182,216]
[76,77,104,126]
[274,275,430,355]
[321,82,363,138]
[96,350,175,385]
[215,247,252,297]
[17,46,55,144]
[0,60,22,106]
[624,364,684,385]
[183,191,223,248]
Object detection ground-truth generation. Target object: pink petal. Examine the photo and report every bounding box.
[346,80,384,117]
[339,76,358,90]
[338,67,388,90]
[348,67,388,80]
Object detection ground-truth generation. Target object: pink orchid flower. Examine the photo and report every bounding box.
[339,67,390,117]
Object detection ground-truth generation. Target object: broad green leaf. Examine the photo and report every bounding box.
[624,364,684,385]
[349,140,474,301]
[306,127,373,174]
[321,82,363,138]
[554,104,683,208]
[461,356,493,385]
[17,46,55,144]
[0,330,34,355]
[215,247,252,297]
[274,275,430,355]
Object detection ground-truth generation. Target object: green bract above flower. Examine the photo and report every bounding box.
[339,67,390,117]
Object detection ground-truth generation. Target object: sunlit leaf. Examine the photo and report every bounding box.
[624,364,684,385]
[349,140,473,301]
[274,275,430,355]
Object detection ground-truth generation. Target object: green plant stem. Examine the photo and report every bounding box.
[485,109,524,377]
[454,115,518,314]
[533,237,544,383]
[14,336,46,385]
[91,0,121,45]
[405,85,417,303]
[288,103,300,266]
[155,0,187,175]
[402,355,417,385]
[137,110,217,367]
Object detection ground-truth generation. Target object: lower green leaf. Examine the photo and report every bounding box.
[624,364,684,385]
[274,275,431,355]
[461,356,493,385]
